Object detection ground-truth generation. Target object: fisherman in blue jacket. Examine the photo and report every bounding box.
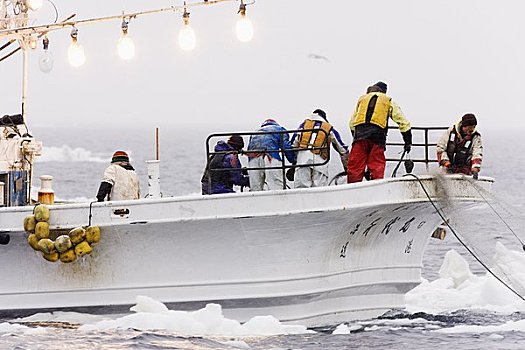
[201,135,250,195]
[246,119,296,191]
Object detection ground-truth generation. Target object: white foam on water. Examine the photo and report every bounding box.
[405,243,525,314]
[36,145,107,163]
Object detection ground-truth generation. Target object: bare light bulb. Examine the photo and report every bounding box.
[39,37,53,73]
[68,40,85,67]
[179,25,196,51]
[118,19,135,60]
[39,50,53,73]
[179,10,196,51]
[236,3,253,43]
[118,34,135,60]
[236,15,253,42]
[26,0,43,11]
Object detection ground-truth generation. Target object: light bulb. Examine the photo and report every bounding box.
[179,24,196,51]
[118,34,135,60]
[26,0,43,11]
[236,15,253,42]
[68,40,85,67]
[39,50,53,73]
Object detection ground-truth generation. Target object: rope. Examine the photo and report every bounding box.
[466,178,525,250]
[404,173,525,302]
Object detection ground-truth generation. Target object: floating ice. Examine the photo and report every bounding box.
[79,296,313,336]
[405,243,525,314]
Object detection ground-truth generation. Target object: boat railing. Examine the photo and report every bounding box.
[386,126,448,171]
[204,125,449,192]
[205,128,330,191]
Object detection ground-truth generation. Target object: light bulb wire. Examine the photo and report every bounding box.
[0,9,75,62]
[1,0,240,39]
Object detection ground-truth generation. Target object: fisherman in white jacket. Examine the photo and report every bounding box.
[96,150,140,201]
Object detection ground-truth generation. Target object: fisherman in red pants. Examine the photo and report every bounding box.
[347,82,412,183]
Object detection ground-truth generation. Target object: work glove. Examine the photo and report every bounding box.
[401,130,412,154]
[471,166,480,179]
[340,152,349,173]
[440,160,452,174]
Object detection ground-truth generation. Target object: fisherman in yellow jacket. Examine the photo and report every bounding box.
[347,82,412,183]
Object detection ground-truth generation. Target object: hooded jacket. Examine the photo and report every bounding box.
[246,120,296,164]
[201,141,249,194]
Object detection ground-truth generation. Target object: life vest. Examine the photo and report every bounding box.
[446,126,479,167]
[298,119,332,160]
[353,92,392,129]
[201,153,230,188]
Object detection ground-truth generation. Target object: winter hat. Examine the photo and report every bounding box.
[313,109,327,121]
[227,135,245,150]
[111,150,129,163]
[373,81,388,93]
[461,113,477,126]
[261,118,277,127]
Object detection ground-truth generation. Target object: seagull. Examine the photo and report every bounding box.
[307,53,330,62]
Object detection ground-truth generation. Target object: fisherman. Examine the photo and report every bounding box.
[201,135,250,195]
[290,109,349,188]
[246,119,296,191]
[347,81,412,183]
[96,150,140,202]
[436,113,483,176]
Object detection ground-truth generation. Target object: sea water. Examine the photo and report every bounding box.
[1,125,524,349]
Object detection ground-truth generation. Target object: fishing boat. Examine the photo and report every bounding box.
[0,0,494,326]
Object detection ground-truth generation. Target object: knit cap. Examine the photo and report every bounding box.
[227,135,245,150]
[111,151,129,163]
[461,113,477,126]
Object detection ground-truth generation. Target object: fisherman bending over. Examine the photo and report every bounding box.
[246,119,296,191]
[291,109,349,188]
[437,113,483,176]
[201,135,250,195]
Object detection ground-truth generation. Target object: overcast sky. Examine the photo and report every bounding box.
[2,0,524,134]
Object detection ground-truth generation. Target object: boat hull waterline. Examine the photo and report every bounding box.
[0,175,492,326]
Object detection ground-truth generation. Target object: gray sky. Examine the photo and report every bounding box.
[2,0,524,134]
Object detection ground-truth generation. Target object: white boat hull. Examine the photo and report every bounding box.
[0,175,492,326]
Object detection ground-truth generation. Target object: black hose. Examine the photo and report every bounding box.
[391,150,406,178]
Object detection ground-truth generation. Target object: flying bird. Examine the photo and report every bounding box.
[307,53,330,62]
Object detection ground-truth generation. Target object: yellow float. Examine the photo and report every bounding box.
[22,204,101,263]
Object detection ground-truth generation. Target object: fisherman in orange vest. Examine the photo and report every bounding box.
[291,109,349,188]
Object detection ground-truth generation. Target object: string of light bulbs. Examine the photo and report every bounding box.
[0,0,255,71]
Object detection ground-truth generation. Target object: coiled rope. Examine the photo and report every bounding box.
[404,173,525,302]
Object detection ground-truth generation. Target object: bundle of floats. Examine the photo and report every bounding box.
[23,204,101,263]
